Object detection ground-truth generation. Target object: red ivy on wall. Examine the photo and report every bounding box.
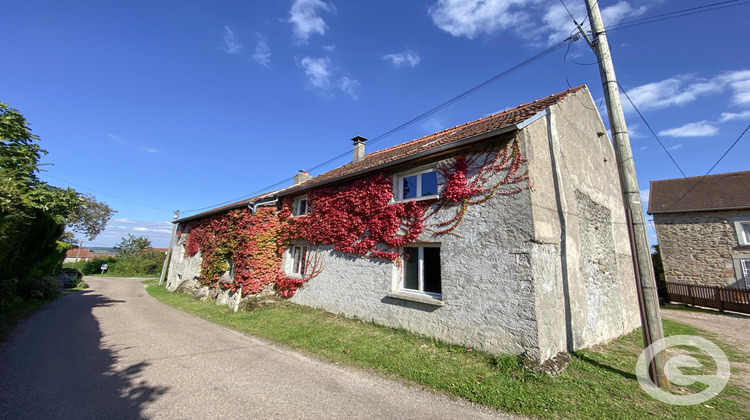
[426,137,529,235]
[180,136,529,298]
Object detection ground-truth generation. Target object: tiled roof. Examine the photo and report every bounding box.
[65,248,91,259]
[648,170,750,214]
[177,86,585,223]
[282,86,584,195]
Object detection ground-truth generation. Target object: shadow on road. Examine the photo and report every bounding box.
[0,290,169,419]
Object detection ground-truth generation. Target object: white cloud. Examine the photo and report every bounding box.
[300,56,332,89]
[337,76,360,100]
[429,0,648,44]
[720,110,750,122]
[601,2,647,28]
[383,49,421,68]
[141,147,160,153]
[639,188,649,209]
[624,70,750,113]
[299,56,359,99]
[288,0,334,44]
[107,133,125,144]
[252,33,271,66]
[658,121,719,138]
[628,123,644,139]
[222,26,242,54]
[322,44,336,52]
[667,144,683,150]
[75,219,175,248]
[428,0,533,40]
[718,70,750,105]
[420,116,448,134]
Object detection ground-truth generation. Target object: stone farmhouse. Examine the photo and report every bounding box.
[166,85,640,363]
[649,170,750,289]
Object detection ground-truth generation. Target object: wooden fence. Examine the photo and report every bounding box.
[666,282,750,314]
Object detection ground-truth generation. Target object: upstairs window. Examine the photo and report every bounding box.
[292,198,309,216]
[397,170,438,201]
[734,218,750,246]
[401,245,441,299]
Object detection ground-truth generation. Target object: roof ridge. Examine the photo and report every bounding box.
[653,169,750,183]
[362,85,583,161]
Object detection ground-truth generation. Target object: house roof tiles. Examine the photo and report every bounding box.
[176,86,585,223]
[648,170,750,214]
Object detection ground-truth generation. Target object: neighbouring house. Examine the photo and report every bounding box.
[648,170,750,289]
[64,248,91,263]
[166,85,640,362]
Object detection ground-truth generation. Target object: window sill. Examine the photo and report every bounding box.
[394,194,439,204]
[386,292,444,306]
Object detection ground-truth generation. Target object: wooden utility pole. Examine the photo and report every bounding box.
[583,0,668,388]
[159,210,180,286]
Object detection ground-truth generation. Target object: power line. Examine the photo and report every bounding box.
[40,173,174,213]
[616,81,688,179]
[605,0,749,33]
[663,123,750,210]
[182,35,579,215]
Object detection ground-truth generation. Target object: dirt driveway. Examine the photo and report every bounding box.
[661,306,750,394]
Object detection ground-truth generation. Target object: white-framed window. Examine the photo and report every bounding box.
[286,244,308,277]
[396,169,438,201]
[733,218,750,246]
[292,197,309,216]
[400,245,442,299]
[739,259,750,289]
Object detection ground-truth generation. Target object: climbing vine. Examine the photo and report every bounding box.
[180,136,529,298]
[426,136,529,235]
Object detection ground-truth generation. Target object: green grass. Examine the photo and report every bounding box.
[145,280,749,419]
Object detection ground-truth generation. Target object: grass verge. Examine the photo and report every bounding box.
[145,280,749,419]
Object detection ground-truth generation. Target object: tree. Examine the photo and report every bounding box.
[66,194,116,241]
[0,102,98,303]
[115,234,152,258]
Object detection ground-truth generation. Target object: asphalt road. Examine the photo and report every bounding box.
[0,277,512,419]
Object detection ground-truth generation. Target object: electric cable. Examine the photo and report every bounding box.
[616,81,689,179]
[662,123,750,211]
[40,173,174,213]
[181,35,580,215]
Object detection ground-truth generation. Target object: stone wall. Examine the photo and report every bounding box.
[654,210,750,288]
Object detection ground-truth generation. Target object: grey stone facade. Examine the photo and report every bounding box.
[166,86,640,362]
[653,210,750,288]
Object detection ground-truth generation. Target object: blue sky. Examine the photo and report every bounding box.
[2,0,748,247]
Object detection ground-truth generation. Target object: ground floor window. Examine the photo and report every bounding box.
[287,245,308,276]
[742,259,750,289]
[401,245,441,298]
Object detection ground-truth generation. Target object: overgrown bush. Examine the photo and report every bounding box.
[64,256,117,275]
[19,276,60,300]
[107,256,161,275]
[62,251,165,276]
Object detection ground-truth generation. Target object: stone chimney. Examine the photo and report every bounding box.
[352,136,367,163]
[294,170,312,185]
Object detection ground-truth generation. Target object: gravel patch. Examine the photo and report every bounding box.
[661,307,750,396]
